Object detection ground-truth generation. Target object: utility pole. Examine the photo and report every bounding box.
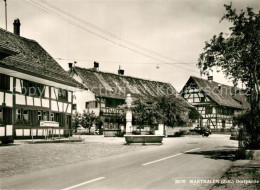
[4,0,7,30]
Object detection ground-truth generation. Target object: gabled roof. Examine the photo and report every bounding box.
[0,28,81,87]
[185,76,250,109]
[71,66,178,100]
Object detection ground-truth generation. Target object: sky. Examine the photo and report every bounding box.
[0,0,259,91]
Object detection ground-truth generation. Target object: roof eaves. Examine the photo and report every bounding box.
[0,63,83,88]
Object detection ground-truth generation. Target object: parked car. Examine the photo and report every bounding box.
[189,126,211,137]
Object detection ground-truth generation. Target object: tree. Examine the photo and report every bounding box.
[154,96,189,127]
[197,4,260,148]
[131,96,189,129]
[132,99,151,129]
[72,111,81,131]
[81,110,97,134]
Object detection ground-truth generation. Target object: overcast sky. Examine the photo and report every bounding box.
[1,0,259,91]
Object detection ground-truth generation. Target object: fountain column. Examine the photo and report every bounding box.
[125,94,133,134]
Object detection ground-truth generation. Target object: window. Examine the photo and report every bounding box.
[54,112,65,127]
[228,109,234,115]
[43,112,48,121]
[51,113,54,121]
[21,80,45,97]
[105,98,124,108]
[16,109,22,120]
[72,104,77,110]
[205,107,213,114]
[23,110,29,121]
[16,109,31,125]
[86,101,98,109]
[0,74,10,91]
[38,111,42,121]
[58,89,68,101]
[216,108,221,114]
[201,97,205,102]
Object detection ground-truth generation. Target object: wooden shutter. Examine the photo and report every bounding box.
[0,74,10,91]
[5,75,10,91]
[3,108,12,124]
[30,110,38,126]
[61,113,66,127]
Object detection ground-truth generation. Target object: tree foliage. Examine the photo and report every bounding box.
[72,110,102,134]
[131,96,189,127]
[72,111,81,130]
[81,110,97,132]
[154,96,189,127]
[198,3,260,148]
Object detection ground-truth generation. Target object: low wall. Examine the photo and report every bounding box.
[125,135,164,144]
[165,126,193,137]
[103,129,121,137]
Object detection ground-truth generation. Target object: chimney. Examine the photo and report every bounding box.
[208,76,213,82]
[218,84,222,91]
[68,63,73,69]
[118,65,124,75]
[118,69,124,75]
[93,61,99,71]
[13,18,21,36]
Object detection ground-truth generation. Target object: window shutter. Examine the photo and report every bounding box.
[62,113,66,127]
[3,108,12,124]
[5,75,10,91]
[0,74,10,91]
[34,110,38,125]
[30,110,37,126]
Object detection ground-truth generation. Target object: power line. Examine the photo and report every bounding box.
[24,0,197,73]
[39,0,195,66]
[55,57,197,65]
[31,0,197,68]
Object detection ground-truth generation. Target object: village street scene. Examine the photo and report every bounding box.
[0,0,259,189]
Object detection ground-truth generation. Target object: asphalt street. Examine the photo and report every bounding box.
[0,135,238,190]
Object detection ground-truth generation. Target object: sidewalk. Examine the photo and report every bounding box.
[15,137,83,144]
[234,150,260,167]
[212,150,260,190]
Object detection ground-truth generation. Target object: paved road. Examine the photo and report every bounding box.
[1,135,238,190]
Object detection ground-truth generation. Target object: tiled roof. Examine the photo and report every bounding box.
[72,67,201,117]
[0,28,81,87]
[189,76,249,109]
[72,66,179,100]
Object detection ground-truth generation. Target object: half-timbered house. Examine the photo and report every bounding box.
[0,19,82,141]
[181,76,250,130]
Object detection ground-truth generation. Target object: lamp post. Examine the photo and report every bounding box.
[125,94,133,134]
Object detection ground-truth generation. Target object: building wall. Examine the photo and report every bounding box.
[0,68,75,139]
[182,81,235,129]
[73,89,100,116]
[71,70,128,130]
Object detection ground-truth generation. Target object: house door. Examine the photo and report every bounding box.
[222,120,226,129]
[66,115,71,130]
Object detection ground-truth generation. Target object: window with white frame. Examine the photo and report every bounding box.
[23,110,29,121]
[16,109,22,120]
[38,111,42,121]
[51,113,54,121]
